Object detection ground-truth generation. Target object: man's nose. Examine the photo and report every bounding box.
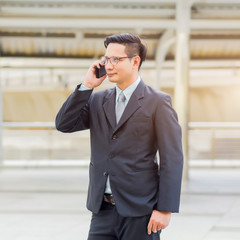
[105,61,113,69]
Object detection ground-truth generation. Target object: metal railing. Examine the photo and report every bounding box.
[1,121,90,167]
[189,122,240,168]
[1,121,240,168]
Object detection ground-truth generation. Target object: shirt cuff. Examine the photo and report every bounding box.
[78,84,93,91]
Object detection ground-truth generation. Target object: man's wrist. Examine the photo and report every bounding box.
[82,82,94,89]
[82,83,93,90]
[154,210,172,214]
[78,83,93,91]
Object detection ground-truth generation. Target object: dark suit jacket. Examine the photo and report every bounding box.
[55,80,183,217]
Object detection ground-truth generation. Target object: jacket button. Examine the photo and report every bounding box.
[109,154,114,158]
[112,135,117,140]
[103,172,108,176]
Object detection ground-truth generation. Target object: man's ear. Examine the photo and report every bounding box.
[132,56,141,70]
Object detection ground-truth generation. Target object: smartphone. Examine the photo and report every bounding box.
[95,65,106,78]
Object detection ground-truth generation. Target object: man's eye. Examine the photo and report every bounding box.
[112,57,118,62]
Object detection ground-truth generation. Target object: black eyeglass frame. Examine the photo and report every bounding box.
[100,55,136,66]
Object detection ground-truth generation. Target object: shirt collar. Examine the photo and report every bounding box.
[116,76,141,103]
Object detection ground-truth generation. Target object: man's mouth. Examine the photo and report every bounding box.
[107,73,116,77]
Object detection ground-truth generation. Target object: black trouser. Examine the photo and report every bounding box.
[88,201,161,240]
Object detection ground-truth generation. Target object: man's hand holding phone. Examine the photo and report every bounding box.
[83,61,106,89]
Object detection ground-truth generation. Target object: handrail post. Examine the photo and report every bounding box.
[211,129,216,167]
[0,66,3,166]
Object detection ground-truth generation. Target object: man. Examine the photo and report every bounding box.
[56,33,183,240]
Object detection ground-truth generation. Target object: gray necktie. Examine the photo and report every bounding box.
[116,91,126,123]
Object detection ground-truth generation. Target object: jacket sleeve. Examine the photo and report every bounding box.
[154,94,184,213]
[55,84,93,133]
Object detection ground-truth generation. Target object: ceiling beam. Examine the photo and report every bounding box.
[2,17,240,30]
[190,19,240,29]
[0,18,177,30]
[192,0,240,4]
[1,0,177,4]
[0,7,175,17]
[1,57,240,69]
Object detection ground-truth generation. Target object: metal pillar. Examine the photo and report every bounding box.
[155,29,175,90]
[0,66,3,165]
[174,0,191,181]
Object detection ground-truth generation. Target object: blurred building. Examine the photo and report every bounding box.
[0,0,240,175]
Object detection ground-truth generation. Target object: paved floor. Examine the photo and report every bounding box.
[0,167,240,240]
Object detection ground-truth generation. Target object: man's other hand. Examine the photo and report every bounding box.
[147,210,171,235]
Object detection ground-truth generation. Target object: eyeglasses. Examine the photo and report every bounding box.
[100,55,136,66]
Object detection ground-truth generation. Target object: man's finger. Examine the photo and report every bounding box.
[147,219,153,235]
[157,224,162,231]
[152,221,158,233]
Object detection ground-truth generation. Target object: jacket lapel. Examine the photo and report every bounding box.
[113,80,145,134]
[103,88,116,130]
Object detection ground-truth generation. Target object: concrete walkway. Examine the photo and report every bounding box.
[0,167,239,240]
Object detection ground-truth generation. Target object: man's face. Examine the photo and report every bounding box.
[104,43,135,86]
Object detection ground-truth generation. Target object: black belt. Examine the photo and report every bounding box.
[104,194,115,205]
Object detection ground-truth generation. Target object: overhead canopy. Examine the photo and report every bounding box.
[0,0,240,60]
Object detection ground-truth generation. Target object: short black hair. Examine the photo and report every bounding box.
[104,33,147,70]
